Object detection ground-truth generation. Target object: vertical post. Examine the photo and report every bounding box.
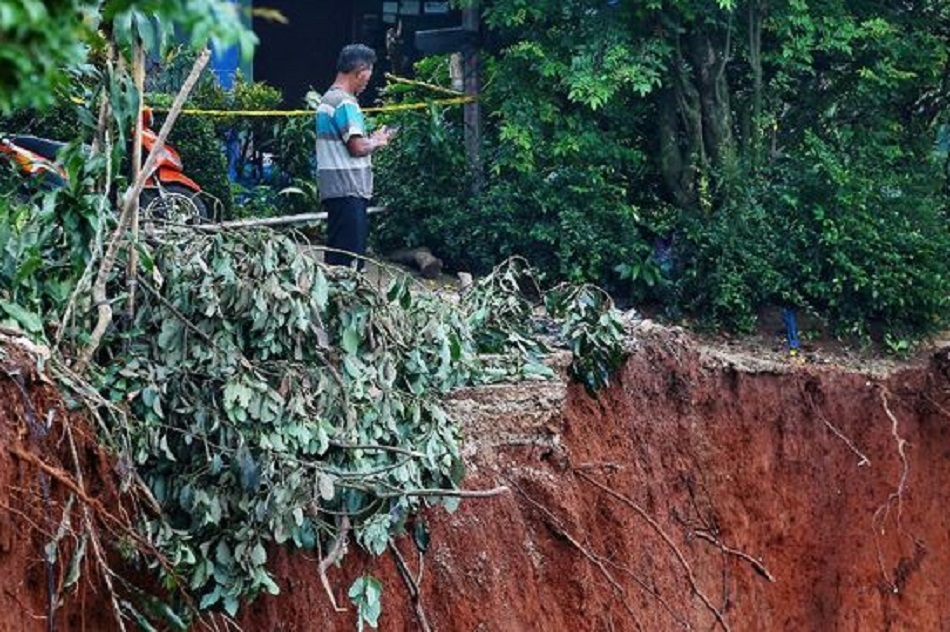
[127,38,145,324]
[461,1,483,192]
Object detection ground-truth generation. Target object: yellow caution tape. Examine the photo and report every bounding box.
[68,93,474,117]
[148,95,475,117]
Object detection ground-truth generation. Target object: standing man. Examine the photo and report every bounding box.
[316,44,396,269]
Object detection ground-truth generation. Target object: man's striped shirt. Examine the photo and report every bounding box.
[316,87,373,200]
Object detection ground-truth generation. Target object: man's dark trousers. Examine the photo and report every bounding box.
[324,196,368,269]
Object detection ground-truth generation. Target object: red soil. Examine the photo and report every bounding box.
[3,324,950,631]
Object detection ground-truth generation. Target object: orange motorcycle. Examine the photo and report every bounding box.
[1,108,207,222]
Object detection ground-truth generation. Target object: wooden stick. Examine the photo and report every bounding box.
[195,207,388,231]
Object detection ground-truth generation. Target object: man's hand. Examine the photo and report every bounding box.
[371,125,398,147]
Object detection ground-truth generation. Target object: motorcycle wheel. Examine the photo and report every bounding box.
[140,184,207,224]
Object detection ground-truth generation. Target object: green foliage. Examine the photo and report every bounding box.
[0,145,108,339]
[99,232,625,619]
[349,575,383,630]
[0,100,86,144]
[376,0,950,342]
[376,53,651,286]
[103,0,257,60]
[149,100,233,220]
[0,0,94,114]
[545,284,626,391]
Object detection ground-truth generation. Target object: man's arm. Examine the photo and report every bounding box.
[345,126,396,157]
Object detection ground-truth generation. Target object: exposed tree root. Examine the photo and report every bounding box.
[799,381,871,467]
[390,539,432,632]
[872,388,913,593]
[63,417,126,632]
[692,529,775,583]
[875,389,910,526]
[575,470,731,632]
[598,556,695,630]
[922,394,950,421]
[509,480,645,627]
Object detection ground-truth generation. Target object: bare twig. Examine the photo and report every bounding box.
[126,38,146,324]
[390,540,432,632]
[692,529,775,583]
[318,515,350,612]
[575,471,731,632]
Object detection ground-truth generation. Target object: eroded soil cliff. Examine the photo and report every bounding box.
[3,323,950,631]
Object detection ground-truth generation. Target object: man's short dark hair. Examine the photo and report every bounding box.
[337,44,377,74]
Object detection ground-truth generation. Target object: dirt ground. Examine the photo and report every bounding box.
[2,319,950,631]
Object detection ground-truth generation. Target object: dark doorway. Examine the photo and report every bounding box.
[253,1,356,107]
[253,1,463,105]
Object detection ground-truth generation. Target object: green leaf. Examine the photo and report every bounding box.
[313,268,329,309]
[349,575,383,629]
[342,326,361,355]
[250,542,267,566]
[317,472,335,501]
[0,300,43,334]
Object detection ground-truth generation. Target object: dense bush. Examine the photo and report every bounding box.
[374,2,950,344]
[375,56,651,288]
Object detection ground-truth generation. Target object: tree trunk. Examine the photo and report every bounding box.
[690,28,737,188]
[657,20,740,213]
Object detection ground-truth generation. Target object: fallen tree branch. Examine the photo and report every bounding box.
[693,529,775,583]
[575,470,731,632]
[195,207,388,231]
[376,485,509,500]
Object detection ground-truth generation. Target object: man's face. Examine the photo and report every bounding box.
[354,65,373,95]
